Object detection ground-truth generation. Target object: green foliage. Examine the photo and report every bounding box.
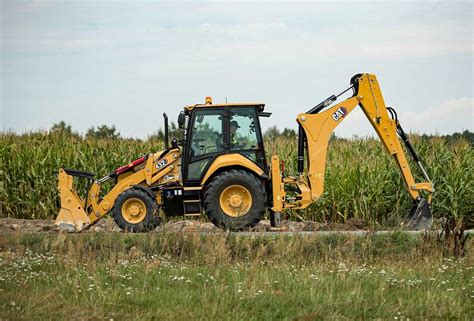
[50,121,73,134]
[422,130,474,146]
[86,124,120,140]
[148,122,183,142]
[0,130,472,226]
[263,126,280,141]
[265,134,473,226]
[1,132,163,219]
[281,128,297,139]
[264,126,297,141]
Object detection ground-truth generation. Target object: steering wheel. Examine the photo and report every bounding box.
[231,143,246,150]
[190,138,206,156]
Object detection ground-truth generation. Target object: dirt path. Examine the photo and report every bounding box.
[0,217,370,234]
[1,218,473,236]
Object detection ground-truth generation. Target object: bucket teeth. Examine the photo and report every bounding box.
[404,198,433,230]
[56,222,79,233]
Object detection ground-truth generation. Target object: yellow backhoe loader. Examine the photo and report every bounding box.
[55,73,434,232]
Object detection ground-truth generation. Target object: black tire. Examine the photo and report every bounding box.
[203,169,267,231]
[112,188,161,232]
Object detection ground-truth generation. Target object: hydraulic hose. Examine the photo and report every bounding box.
[387,106,431,183]
[297,125,305,174]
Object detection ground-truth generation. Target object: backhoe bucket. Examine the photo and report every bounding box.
[55,169,92,232]
[404,198,432,230]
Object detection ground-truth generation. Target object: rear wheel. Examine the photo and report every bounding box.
[113,188,161,232]
[203,170,267,231]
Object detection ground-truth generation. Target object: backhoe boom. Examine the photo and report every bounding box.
[271,73,433,230]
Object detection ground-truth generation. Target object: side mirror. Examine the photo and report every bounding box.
[178,111,186,129]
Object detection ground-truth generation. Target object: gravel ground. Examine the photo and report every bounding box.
[1,217,472,237]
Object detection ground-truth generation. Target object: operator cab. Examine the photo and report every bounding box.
[179,97,269,186]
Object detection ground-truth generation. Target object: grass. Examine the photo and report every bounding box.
[1,131,473,226]
[1,232,473,320]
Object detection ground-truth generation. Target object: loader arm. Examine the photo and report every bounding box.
[55,148,182,232]
[271,73,433,229]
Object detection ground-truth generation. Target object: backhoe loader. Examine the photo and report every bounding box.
[55,73,434,232]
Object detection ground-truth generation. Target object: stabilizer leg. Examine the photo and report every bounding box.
[270,211,282,227]
[269,211,288,231]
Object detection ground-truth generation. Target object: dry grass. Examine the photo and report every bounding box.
[0,232,472,320]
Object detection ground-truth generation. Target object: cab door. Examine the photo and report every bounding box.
[184,108,226,185]
[228,107,267,171]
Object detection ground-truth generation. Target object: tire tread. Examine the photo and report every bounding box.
[203,169,266,231]
[112,188,161,232]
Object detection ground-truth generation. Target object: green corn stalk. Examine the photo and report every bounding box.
[0,131,472,227]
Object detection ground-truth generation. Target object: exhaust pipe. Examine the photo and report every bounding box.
[163,113,169,149]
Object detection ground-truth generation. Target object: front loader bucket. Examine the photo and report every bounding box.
[404,198,433,230]
[55,169,92,232]
[55,207,90,232]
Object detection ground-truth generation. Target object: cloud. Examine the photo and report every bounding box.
[198,22,288,37]
[334,98,473,138]
[2,0,63,14]
[2,2,471,62]
[401,98,473,134]
[2,2,472,138]
[356,22,473,59]
[120,19,472,81]
[205,21,472,62]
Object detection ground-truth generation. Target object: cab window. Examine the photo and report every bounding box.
[229,108,259,151]
[228,107,264,165]
[187,109,224,181]
[190,110,224,157]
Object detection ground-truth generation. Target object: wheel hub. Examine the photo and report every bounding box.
[122,198,147,224]
[219,185,252,217]
[129,205,140,216]
[229,194,243,208]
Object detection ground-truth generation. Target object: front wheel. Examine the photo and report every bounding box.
[112,188,161,232]
[203,170,267,231]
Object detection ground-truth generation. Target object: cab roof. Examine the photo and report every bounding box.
[184,98,265,111]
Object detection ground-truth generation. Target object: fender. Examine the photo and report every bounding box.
[131,185,157,201]
[201,154,265,185]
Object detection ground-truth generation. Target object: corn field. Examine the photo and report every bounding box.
[1,131,473,227]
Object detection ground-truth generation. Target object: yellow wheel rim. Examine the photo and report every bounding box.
[121,198,147,224]
[219,185,252,217]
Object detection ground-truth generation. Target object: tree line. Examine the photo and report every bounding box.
[49,121,473,145]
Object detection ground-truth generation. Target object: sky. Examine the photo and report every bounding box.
[1,1,473,139]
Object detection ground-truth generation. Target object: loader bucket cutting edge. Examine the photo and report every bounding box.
[55,208,90,232]
[55,169,92,232]
[404,198,432,230]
